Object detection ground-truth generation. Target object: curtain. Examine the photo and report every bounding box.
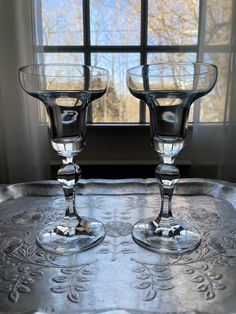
[220,4,236,182]
[0,0,50,183]
[191,0,236,182]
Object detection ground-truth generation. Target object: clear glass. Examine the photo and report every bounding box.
[127,63,217,254]
[90,0,140,46]
[91,53,140,122]
[147,54,197,123]
[19,64,109,255]
[35,55,85,124]
[148,0,199,45]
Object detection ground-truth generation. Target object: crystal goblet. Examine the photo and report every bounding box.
[127,63,217,254]
[19,64,109,255]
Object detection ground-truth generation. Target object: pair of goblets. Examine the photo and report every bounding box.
[19,63,217,255]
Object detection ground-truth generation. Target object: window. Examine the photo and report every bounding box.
[34,0,232,125]
[32,0,234,179]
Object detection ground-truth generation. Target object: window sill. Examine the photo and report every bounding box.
[49,123,225,166]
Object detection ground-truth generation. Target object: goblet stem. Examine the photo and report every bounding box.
[158,189,173,219]
[58,157,81,219]
[128,62,217,253]
[154,163,180,234]
[36,154,105,253]
[19,64,108,254]
[54,157,89,236]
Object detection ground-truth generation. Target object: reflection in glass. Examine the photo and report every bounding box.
[36,54,84,123]
[19,64,109,255]
[147,53,197,122]
[91,53,140,122]
[127,63,217,254]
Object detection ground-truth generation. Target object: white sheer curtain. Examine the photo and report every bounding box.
[0,0,50,183]
[191,0,236,182]
[220,13,236,182]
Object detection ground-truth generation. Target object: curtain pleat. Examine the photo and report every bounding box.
[191,0,236,182]
[0,0,50,183]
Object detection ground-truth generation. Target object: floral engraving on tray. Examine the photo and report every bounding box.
[100,195,136,222]
[97,239,135,261]
[131,230,233,302]
[132,258,174,301]
[182,264,226,300]
[104,221,132,238]
[207,232,236,257]
[131,190,236,302]
[189,209,221,226]
[0,230,95,304]
[51,265,94,303]
[0,265,44,303]
[96,195,136,261]
[1,185,236,308]
[96,221,134,261]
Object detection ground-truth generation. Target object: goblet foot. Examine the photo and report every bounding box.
[132,217,201,254]
[36,216,105,255]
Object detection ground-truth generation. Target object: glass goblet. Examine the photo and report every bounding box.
[19,64,109,255]
[127,63,217,254]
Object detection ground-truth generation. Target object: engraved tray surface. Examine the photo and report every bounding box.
[0,178,236,314]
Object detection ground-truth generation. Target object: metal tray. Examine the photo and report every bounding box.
[0,178,236,314]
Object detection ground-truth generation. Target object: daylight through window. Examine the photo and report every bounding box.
[34,0,232,124]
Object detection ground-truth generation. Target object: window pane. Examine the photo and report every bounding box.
[90,0,141,46]
[91,53,140,122]
[200,53,230,122]
[148,0,199,45]
[40,0,83,45]
[205,0,233,45]
[147,52,197,63]
[37,53,84,64]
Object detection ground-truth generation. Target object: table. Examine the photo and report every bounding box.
[0,179,236,313]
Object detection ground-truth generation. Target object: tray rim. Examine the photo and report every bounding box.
[0,178,236,210]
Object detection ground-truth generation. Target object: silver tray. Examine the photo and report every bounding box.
[0,178,236,314]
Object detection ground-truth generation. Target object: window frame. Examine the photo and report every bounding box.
[34,0,202,124]
[34,0,230,124]
[33,0,232,176]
